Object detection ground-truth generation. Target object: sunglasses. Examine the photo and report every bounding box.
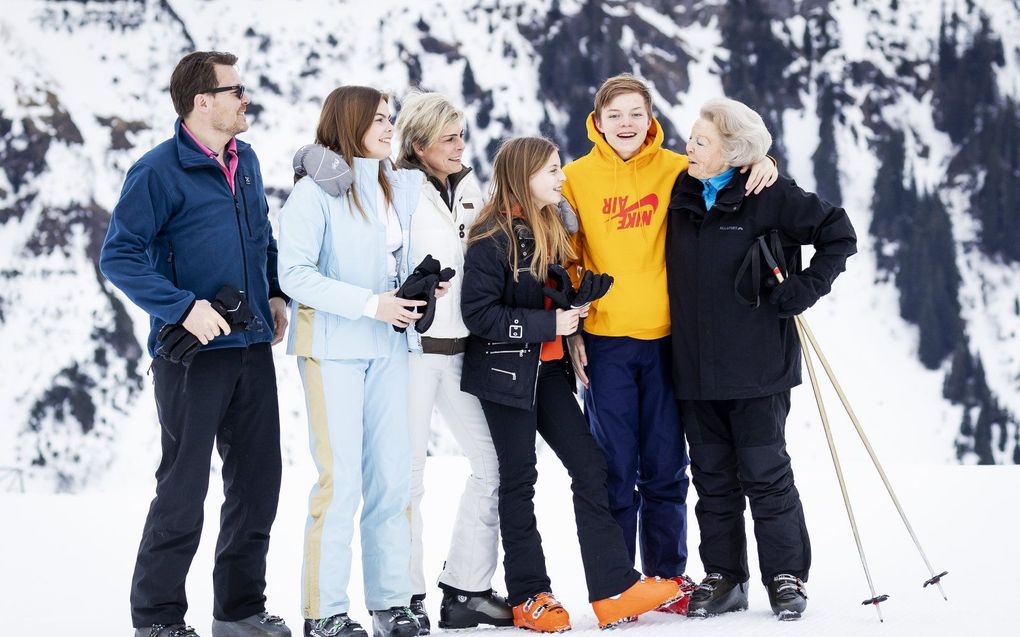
[205,84,246,99]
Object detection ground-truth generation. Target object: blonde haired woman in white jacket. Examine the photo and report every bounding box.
[395,91,511,632]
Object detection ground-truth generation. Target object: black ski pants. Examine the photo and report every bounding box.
[680,391,811,586]
[480,360,640,606]
[131,344,282,627]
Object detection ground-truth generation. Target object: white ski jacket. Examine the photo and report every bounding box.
[404,164,485,348]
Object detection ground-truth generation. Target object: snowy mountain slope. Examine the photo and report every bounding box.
[0,0,1018,491]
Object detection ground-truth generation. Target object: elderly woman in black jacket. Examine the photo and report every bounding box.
[665,98,857,620]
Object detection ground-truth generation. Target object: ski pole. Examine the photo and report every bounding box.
[793,314,887,621]
[757,236,949,600]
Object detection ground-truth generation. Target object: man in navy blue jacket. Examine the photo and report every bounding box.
[100,51,291,637]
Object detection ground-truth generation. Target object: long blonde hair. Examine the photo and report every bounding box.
[469,137,574,282]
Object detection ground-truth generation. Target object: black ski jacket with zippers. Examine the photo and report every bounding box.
[461,218,574,410]
[665,170,857,401]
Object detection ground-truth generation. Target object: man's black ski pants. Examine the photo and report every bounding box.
[131,343,282,627]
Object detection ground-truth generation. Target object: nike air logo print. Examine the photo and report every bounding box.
[602,193,659,229]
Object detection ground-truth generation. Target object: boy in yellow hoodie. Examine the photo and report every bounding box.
[562,74,777,614]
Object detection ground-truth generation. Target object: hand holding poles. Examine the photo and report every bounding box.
[756,235,948,620]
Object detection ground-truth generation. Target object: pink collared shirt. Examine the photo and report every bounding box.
[181,122,239,195]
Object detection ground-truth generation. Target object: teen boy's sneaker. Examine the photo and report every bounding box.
[135,626,200,637]
[409,595,430,635]
[212,611,291,636]
[370,607,420,637]
[767,574,808,621]
[592,576,682,628]
[438,589,514,629]
[303,614,367,637]
[687,573,749,617]
[512,593,571,633]
[654,574,698,615]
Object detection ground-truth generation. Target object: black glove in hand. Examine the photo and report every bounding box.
[156,285,255,366]
[394,255,456,334]
[768,275,819,318]
[210,285,254,329]
[155,323,201,366]
[572,270,614,307]
[542,265,575,310]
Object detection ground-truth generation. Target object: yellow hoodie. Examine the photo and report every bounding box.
[562,113,688,339]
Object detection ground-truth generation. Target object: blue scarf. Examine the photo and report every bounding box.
[700,167,737,211]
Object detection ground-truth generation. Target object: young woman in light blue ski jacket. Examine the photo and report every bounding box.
[277,85,426,637]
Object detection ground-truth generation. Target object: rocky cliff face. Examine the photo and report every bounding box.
[1,0,1017,491]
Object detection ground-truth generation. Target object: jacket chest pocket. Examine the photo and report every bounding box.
[238,174,271,242]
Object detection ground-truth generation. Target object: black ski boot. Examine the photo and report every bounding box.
[687,573,749,617]
[767,574,808,620]
[409,595,430,635]
[212,611,291,636]
[135,625,200,637]
[438,589,514,629]
[370,607,419,637]
[303,613,367,637]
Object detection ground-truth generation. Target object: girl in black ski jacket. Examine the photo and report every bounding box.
[459,136,682,631]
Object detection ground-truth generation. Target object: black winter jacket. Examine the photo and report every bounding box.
[460,219,572,410]
[666,171,857,400]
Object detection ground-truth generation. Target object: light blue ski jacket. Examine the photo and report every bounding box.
[278,157,421,359]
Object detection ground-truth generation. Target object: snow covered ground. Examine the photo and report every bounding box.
[3,446,1016,634]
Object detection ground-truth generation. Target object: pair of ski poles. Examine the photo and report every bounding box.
[757,236,948,622]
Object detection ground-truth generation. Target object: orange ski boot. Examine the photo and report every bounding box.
[655,574,698,615]
[592,576,682,629]
[512,593,571,633]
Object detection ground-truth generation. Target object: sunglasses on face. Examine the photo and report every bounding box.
[205,84,246,99]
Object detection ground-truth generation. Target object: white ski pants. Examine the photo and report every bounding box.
[408,351,501,594]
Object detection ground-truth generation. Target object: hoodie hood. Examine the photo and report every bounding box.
[585,111,665,167]
[560,112,688,339]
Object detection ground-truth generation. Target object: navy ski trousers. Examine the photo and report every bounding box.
[681,391,811,585]
[582,334,690,578]
[130,344,282,627]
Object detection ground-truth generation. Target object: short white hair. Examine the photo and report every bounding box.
[699,98,772,166]
[395,90,463,165]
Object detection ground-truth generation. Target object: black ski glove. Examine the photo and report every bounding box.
[394,255,456,334]
[155,322,202,366]
[155,285,255,366]
[210,285,255,329]
[542,264,576,310]
[573,270,614,306]
[769,274,821,318]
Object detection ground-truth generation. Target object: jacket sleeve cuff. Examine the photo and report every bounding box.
[176,298,197,325]
[362,294,380,319]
